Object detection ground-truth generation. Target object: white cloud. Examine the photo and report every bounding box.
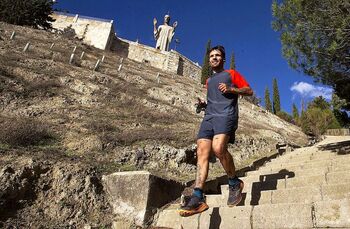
[290,82,333,100]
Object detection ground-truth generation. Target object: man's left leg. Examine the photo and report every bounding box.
[212,134,244,206]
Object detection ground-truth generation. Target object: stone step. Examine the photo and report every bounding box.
[245,166,328,178]
[236,169,350,195]
[267,154,350,166]
[246,162,350,177]
[156,199,350,229]
[266,153,350,168]
[223,174,325,195]
[212,182,350,207]
[242,168,327,185]
[240,163,350,183]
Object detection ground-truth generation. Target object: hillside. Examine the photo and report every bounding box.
[0,22,307,227]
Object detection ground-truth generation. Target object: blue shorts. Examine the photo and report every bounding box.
[197,115,237,143]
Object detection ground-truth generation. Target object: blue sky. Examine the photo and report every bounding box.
[55,0,333,114]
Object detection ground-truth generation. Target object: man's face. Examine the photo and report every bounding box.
[209,49,224,69]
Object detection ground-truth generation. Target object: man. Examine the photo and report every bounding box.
[179,45,253,217]
[153,14,178,51]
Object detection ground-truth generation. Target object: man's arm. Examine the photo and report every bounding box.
[218,83,253,96]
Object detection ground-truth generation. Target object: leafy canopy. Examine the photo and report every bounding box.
[272,0,350,107]
[0,0,55,29]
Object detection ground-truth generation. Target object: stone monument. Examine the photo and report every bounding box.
[153,14,178,51]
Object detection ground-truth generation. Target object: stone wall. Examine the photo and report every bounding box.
[111,37,201,79]
[51,12,114,50]
[326,129,350,136]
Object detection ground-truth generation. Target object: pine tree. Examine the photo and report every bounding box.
[229,51,236,70]
[0,0,55,29]
[201,39,212,85]
[264,87,272,112]
[292,103,299,123]
[272,78,281,114]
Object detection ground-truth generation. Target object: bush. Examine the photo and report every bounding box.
[0,117,54,147]
[276,111,293,124]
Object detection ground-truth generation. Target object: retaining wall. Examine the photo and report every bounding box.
[51,12,114,50]
[326,129,350,136]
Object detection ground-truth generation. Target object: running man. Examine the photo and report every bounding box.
[179,45,253,217]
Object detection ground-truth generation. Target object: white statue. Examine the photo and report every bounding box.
[153,14,178,51]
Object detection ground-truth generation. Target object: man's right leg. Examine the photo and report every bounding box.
[179,139,211,217]
[195,138,212,189]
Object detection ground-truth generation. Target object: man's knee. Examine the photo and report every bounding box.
[212,143,227,159]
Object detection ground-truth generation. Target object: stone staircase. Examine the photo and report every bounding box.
[154,136,350,229]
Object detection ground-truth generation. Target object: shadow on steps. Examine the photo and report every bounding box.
[247,169,295,206]
[318,140,350,155]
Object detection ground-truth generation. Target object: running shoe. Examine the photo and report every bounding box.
[227,179,244,207]
[178,195,209,217]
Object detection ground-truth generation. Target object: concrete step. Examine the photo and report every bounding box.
[266,153,350,166]
[240,163,350,184]
[245,166,328,178]
[246,162,350,177]
[156,199,350,229]
[211,182,350,207]
[266,153,350,168]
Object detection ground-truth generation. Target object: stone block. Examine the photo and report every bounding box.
[156,209,199,229]
[252,203,313,228]
[199,206,252,229]
[327,171,350,183]
[271,186,321,204]
[322,182,350,200]
[314,199,350,227]
[286,174,325,188]
[102,171,184,226]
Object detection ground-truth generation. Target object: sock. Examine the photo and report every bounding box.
[193,188,203,199]
[228,176,240,187]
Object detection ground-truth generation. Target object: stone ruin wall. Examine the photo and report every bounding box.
[51,12,201,79]
[51,12,114,50]
[111,37,201,79]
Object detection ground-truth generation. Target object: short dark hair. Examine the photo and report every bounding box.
[209,45,226,60]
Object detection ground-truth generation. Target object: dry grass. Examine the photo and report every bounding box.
[0,116,55,147]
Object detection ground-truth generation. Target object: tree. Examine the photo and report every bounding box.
[0,0,55,29]
[308,96,330,110]
[201,39,212,85]
[230,51,236,70]
[300,107,340,138]
[299,96,341,138]
[292,103,299,123]
[272,0,350,108]
[264,87,272,112]
[331,94,350,127]
[272,78,281,114]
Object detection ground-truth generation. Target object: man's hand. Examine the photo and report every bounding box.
[197,97,206,106]
[196,98,207,113]
[153,18,157,26]
[218,83,233,93]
